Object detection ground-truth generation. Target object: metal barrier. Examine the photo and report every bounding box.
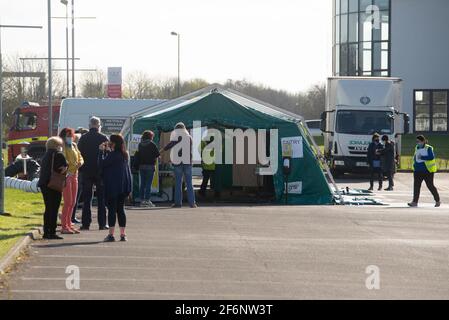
[4,177,40,193]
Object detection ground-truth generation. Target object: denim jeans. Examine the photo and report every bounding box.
[139,167,155,201]
[174,164,195,206]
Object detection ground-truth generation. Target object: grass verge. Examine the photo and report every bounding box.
[0,189,44,260]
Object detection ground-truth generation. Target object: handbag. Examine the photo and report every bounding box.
[47,152,67,192]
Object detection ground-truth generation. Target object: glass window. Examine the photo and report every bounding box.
[348,13,359,42]
[415,103,431,132]
[359,13,372,43]
[415,91,430,104]
[340,44,349,75]
[336,110,394,135]
[340,14,348,43]
[349,0,358,13]
[360,0,373,12]
[335,44,340,75]
[335,15,340,44]
[335,0,341,15]
[361,42,372,72]
[348,43,358,75]
[341,0,348,14]
[374,0,389,11]
[433,91,448,132]
[373,41,389,71]
[373,11,389,41]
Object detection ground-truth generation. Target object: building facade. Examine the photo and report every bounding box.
[332,0,449,133]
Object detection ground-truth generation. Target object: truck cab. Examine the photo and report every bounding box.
[321,77,410,176]
[7,101,60,164]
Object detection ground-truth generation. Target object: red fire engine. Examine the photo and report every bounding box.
[7,101,60,164]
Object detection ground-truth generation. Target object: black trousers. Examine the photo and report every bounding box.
[41,187,62,236]
[81,174,107,228]
[384,170,394,188]
[413,172,440,203]
[200,169,215,192]
[369,167,382,188]
[107,194,127,228]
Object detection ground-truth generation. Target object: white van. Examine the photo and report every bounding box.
[58,98,165,135]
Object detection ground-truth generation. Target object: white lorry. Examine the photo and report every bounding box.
[321,77,410,176]
[58,98,164,135]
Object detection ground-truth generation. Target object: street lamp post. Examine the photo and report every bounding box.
[171,31,180,97]
[48,0,53,138]
[0,24,42,215]
[60,0,70,97]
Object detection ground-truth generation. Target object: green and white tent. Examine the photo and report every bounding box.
[131,85,334,205]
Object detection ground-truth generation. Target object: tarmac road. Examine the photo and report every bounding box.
[1,173,448,300]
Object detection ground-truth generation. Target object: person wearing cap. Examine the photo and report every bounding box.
[408,135,441,208]
[367,133,383,191]
[160,122,197,208]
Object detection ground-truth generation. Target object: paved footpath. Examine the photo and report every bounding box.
[1,173,448,300]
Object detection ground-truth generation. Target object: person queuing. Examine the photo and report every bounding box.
[71,127,89,224]
[99,134,132,242]
[38,137,68,240]
[366,133,383,191]
[160,122,197,208]
[408,135,441,208]
[77,117,109,231]
[59,128,84,235]
[377,135,395,191]
[134,130,160,208]
[199,137,219,198]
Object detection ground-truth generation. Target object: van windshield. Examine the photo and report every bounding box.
[336,111,394,135]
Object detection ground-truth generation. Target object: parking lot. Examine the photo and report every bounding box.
[1,173,448,300]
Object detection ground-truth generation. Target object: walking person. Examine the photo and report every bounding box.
[77,117,109,231]
[377,135,395,191]
[367,133,383,191]
[160,122,197,208]
[38,137,68,240]
[408,135,441,208]
[99,134,132,242]
[59,128,84,234]
[134,130,160,207]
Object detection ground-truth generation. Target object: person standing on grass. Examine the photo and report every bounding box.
[134,130,160,208]
[408,135,441,208]
[99,134,132,242]
[77,117,109,231]
[59,128,84,235]
[367,133,383,191]
[38,137,68,240]
[160,122,197,208]
[377,135,395,191]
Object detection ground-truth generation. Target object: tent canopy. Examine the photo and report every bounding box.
[132,85,333,205]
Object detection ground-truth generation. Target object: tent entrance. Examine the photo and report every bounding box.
[155,125,277,204]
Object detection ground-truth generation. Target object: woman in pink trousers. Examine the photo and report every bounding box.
[59,128,84,234]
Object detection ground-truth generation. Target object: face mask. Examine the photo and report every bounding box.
[417,142,425,148]
[58,146,63,152]
[374,140,380,144]
[65,137,73,145]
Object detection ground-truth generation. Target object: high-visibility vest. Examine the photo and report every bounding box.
[414,144,437,173]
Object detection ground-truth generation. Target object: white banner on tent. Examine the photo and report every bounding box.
[281,136,303,158]
[285,181,303,194]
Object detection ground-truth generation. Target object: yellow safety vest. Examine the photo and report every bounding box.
[414,144,437,173]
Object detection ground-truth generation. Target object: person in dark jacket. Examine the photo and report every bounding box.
[377,135,395,191]
[99,134,132,242]
[366,133,383,191]
[77,117,109,230]
[38,137,68,240]
[134,130,160,207]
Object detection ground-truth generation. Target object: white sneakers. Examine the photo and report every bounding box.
[141,200,156,208]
